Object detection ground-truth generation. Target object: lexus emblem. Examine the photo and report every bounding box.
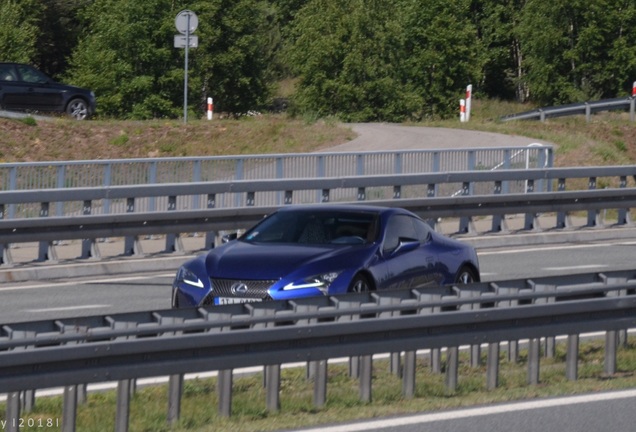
[231,282,249,296]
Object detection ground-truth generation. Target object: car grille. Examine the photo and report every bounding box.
[210,278,277,298]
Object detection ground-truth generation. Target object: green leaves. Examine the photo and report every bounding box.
[287,0,481,121]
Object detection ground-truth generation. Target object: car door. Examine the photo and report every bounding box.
[381,214,440,290]
[14,64,62,111]
[0,64,22,110]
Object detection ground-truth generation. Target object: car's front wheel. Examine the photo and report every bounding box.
[348,273,372,293]
[454,265,480,284]
[66,98,90,120]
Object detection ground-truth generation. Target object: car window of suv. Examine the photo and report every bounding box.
[0,65,16,82]
[16,65,50,84]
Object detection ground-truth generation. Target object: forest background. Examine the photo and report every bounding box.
[1,0,635,122]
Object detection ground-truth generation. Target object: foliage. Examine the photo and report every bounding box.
[287,0,481,121]
[2,0,635,120]
[0,0,40,64]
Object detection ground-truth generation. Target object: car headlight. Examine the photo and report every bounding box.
[283,272,341,295]
[175,267,205,289]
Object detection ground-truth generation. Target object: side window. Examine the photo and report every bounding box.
[0,65,16,82]
[413,218,433,242]
[16,65,49,84]
[383,214,418,254]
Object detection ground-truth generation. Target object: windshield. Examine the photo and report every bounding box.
[241,209,379,245]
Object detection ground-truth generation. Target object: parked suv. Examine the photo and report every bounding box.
[0,63,95,120]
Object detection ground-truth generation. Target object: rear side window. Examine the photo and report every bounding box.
[383,214,419,253]
[0,64,16,82]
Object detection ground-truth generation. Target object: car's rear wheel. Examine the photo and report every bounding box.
[348,273,372,293]
[66,98,89,120]
[455,266,480,284]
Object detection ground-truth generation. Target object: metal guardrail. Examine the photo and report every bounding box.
[0,147,553,218]
[2,270,635,431]
[1,165,635,264]
[501,96,636,122]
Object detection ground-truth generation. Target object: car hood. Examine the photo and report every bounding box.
[205,241,371,280]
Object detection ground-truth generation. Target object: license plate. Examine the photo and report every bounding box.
[217,297,262,305]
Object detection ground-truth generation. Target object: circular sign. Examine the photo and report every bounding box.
[175,10,198,34]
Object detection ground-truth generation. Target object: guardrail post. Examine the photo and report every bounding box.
[357,187,366,201]
[585,102,591,122]
[265,364,281,412]
[527,338,541,385]
[402,350,416,398]
[618,176,630,225]
[359,355,373,403]
[565,334,579,380]
[486,342,500,390]
[508,340,519,363]
[5,392,20,432]
[205,193,216,249]
[80,200,99,259]
[630,97,635,122]
[387,352,400,377]
[37,202,58,262]
[587,177,599,227]
[556,178,569,228]
[218,369,233,417]
[167,374,183,425]
[22,389,35,412]
[115,380,131,432]
[123,198,142,256]
[491,181,507,232]
[524,180,539,231]
[458,182,474,233]
[313,359,328,408]
[604,330,618,376]
[445,347,459,394]
[165,196,183,253]
[0,203,12,265]
[62,385,77,432]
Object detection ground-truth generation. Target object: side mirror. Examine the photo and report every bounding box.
[390,237,420,256]
[221,232,238,243]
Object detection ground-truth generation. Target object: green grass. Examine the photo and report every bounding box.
[3,339,636,431]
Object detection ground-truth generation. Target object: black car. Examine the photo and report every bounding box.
[0,63,95,120]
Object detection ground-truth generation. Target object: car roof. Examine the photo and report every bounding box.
[276,204,411,216]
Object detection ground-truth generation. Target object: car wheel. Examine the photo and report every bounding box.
[455,266,479,284]
[66,98,89,120]
[348,273,372,293]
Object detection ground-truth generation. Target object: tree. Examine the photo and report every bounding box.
[518,0,636,104]
[188,0,275,114]
[0,0,40,64]
[65,0,274,119]
[287,0,481,121]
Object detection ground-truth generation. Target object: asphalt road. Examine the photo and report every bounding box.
[329,123,553,152]
[2,239,636,324]
[292,390,636,432]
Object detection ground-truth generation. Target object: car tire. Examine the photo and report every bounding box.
[348,273,372,293]
[66,98,90,120]
[455,266,480,284]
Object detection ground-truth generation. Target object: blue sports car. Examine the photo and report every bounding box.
[172,205,480,308]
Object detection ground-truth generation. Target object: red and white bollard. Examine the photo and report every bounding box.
[207,97,214,120]
[459,99,466,123]
[465,84,472,121]
[632,81,636,97]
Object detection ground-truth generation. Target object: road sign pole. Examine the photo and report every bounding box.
[183,14,190,124]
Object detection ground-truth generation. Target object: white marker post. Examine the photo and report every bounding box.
[465,84,472,122]
[207,97,214,120]
[460,99,466,123]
